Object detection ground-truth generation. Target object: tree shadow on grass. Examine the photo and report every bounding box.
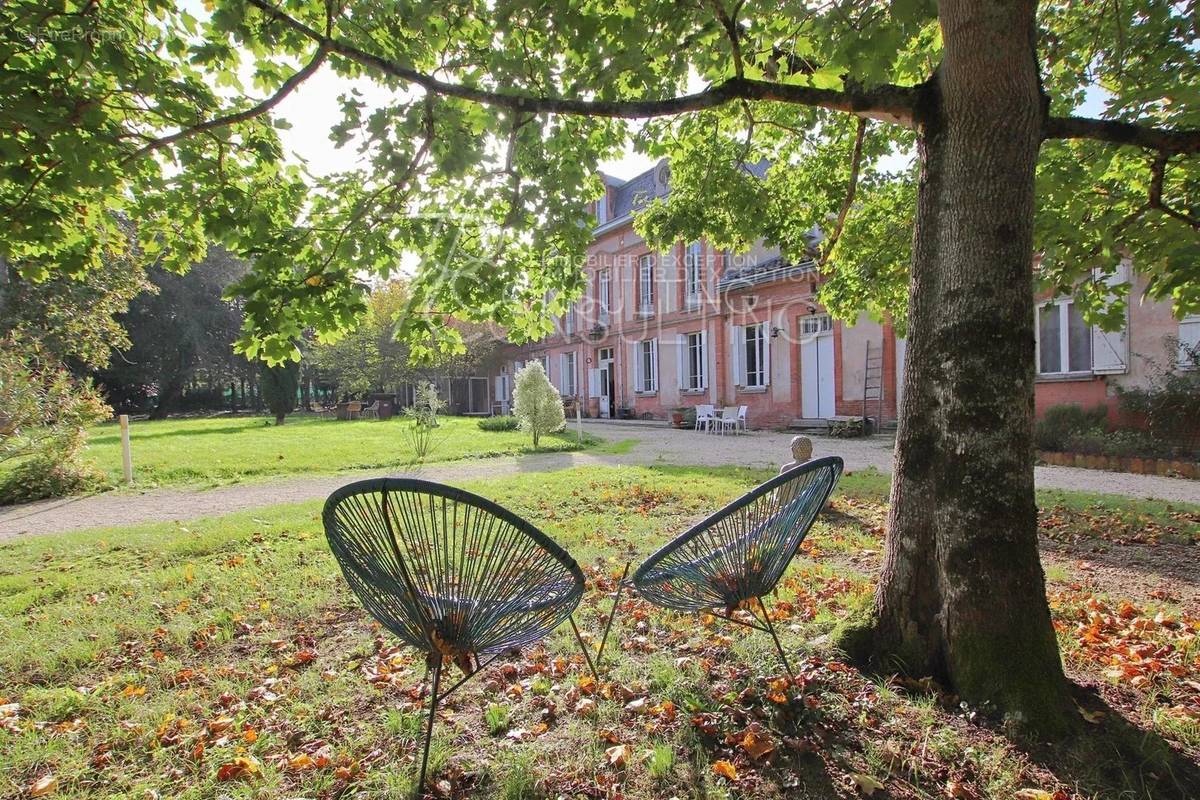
[1018,683,1200,800]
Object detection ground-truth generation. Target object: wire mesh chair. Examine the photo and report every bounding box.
[632,456,843,676]
[323,478,592,797]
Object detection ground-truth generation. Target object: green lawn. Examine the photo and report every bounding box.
[0,467,1196,799]
[75,415,591,491]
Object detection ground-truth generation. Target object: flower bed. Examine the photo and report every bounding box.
[1038,450,1199,479]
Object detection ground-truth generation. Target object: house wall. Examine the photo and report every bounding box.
[835,269,1188,425]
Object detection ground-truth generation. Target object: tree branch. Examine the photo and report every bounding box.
[708,0,744,80]
[1045,115,1200,155]
[244,0,916,123]
[820,117,867,268]
[123,44,329,164]
[1149,153,1200,230]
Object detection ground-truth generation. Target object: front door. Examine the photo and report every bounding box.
[799,315,835,419]
[597,347,615,418]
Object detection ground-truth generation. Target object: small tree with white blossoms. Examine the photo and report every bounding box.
[512,362,564,449]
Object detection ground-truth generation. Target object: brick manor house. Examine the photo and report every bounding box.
[485,161,1199,430]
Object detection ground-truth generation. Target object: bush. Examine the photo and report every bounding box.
[828,418,865,438]
[512,362,564,448]
[1118,339,1200,458]
[0,337,110,504]
[260,361,299,425]
[478,415,519,431]
[1063,429,1164,459]
[1034,404,1107,452]
[402,382,444,461]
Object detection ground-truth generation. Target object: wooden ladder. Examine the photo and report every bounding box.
[862,341,884,433]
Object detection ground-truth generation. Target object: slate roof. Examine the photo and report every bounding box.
[716,254,819,290]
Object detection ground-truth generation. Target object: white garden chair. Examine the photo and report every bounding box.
[715,406,739,435]
[736,405,748,434]
[694,404,716,433]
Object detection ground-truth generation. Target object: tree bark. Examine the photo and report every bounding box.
[843,0,1073,734]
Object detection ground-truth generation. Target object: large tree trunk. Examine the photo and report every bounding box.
[845,0,1073,734]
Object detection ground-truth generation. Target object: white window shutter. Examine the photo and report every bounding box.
[699,330,709,389]
[650,338,659,391]
[729,323,742,388]
[676,334,685,389]
[633,340,643,393]
[588,368,601,398]
[1091,262,1129,374]
[1181,316,1200,366]
[763,325,772,386]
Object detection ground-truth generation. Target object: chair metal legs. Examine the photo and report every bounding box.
[416,660,442,799]
[712,596,796,679]
[595,562,630,668]
[567,616,601,682]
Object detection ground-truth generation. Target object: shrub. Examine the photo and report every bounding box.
[0,337,110,504]
[828,418,865,438]
[1034,404,1107,452]
[512,362,564,449]
[478,415,519,431]
[260,361,299,425]
[1063,429,1163,459]
[1118,338,1200,458]
[402,381,444,461]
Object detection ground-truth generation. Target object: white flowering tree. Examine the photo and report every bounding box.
[512,362,564,450]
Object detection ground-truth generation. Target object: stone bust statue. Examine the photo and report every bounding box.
[780,435,814,473]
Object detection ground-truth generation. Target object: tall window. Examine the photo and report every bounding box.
[636,339,658,393]
[638,254,655,314]
[685,332,706,390]
[598,269,611,321]
[560,352,577,396]
[684,241,703,306]
[564,305,576,335]
[742,323,767,387]
[1037,299,1091,375]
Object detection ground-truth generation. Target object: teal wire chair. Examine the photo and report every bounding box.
[323,478,592,797]
[632,456,843,676]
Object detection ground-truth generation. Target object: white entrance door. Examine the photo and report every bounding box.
[597,347,614,418]
[800,333,835,419]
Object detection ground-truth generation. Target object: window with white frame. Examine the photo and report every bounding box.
[598,269,611,320]
[638,254,655,314]
[564,304,576,335]
[560,351,577,397]
[1037,299,1092,375]
[685,332,706,390]
[800,314,833,335]
[684,241,703,306]
[539,355,550,377]
[635,339,658,393]
[742,322,767,387]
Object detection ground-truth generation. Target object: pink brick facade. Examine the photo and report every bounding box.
[490,164,1197,430]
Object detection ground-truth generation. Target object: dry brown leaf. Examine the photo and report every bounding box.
[712,760,738,781]
[30,775,58,797]
[851,773,885,795]
[605,743,631,768]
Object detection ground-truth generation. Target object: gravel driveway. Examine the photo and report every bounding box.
[1,420,1196,540]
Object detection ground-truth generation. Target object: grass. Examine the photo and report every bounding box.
[0,466,1197,799]
[66,414,593,492]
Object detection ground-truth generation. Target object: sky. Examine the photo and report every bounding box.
[269,65,658,181]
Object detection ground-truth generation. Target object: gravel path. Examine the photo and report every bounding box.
[2,421,1196,540]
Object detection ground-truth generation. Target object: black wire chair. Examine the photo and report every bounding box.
[323,478,592,797]
[631,456,844,676]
